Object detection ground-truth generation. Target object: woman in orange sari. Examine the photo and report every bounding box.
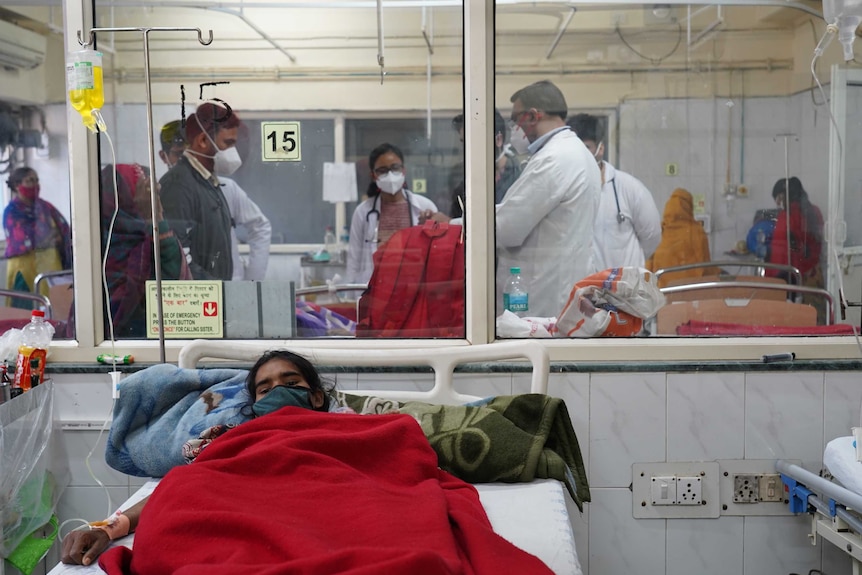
[646,188,717,287]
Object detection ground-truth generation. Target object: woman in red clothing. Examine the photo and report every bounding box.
[766,177,825,321]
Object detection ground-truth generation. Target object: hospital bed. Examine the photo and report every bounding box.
[47,340,583,575]
[295,282,366,324]
[777,457,862,573]
[655,281,838,335]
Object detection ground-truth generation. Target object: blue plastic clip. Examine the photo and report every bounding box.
[781,473,812,514]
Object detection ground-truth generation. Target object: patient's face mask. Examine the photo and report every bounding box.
[376,171,405,195]
[509,125,530,156]
[252,385,316,417]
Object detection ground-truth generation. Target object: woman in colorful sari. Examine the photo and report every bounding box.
[3,167,72,298]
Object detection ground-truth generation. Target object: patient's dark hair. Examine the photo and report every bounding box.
[245,350,334,411]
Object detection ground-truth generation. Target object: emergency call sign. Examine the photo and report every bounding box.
[261,121,301,162]
[145,281,224,339]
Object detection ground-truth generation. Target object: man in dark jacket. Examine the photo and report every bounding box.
[159,103,238,280]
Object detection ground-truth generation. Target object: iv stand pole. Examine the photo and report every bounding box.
[774,133,798,298]
[77,27,213,363]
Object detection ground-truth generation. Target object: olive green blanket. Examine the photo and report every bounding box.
[336,392,590,511]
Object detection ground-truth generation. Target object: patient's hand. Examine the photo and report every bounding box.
[419,209,452,224]
[61,529,110,566]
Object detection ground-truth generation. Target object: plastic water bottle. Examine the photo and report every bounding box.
[14,310,54,392]
[503,266,529,317]
[323,226,337,256]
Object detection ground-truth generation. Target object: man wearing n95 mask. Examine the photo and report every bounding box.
[159,103,239,280]
[567,114,661,271]
[159,120,271,281]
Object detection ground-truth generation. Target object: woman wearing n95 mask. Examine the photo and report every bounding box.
[346,142,437,285]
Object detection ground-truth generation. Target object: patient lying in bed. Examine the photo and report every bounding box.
[61,350,565,574]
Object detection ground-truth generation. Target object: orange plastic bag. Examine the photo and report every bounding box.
[555,267,665,338]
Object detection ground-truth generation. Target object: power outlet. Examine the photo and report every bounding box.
[633,462,720,519]
[733,474,759,503]
[677,476,703,505]
[718,459,799,516]
[650,476,677,505]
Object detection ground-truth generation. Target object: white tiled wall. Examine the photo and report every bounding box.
[29,369,862,575]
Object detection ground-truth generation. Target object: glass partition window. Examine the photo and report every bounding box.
[86,2,465,340]
[494,2,849,338]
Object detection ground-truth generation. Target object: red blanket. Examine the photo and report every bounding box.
[99,408,553,575]
[676,320,858,336]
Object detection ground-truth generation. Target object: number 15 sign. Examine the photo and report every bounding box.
[261,121,301,162]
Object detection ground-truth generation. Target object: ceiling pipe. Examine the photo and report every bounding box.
[545,6,576,60]
[422,5,433,140]
[209,6,297,62]
[421,5,434,55]
[103,58,793,82]
[376,0,385,83]
[688,6,724,50]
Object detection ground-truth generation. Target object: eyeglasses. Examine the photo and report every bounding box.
[510,110,530,124]
[373,164,404,176]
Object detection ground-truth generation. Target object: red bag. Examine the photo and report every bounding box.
[357,221,465,338]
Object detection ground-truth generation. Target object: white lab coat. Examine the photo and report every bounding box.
[219,177,272,281]
[591,162,662,270]
[346,190,438,285]
[496,129,602,318]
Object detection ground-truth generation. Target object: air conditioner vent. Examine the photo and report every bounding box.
[0,19,46,70]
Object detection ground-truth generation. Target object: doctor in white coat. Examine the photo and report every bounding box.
[219,177,272,280]
[346,143,437,285]
[496,81,602,318]
[567,114,661,271]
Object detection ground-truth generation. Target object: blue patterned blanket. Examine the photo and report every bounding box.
[106,364,252,477]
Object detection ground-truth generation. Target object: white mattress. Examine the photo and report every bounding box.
[48,479,581,575]
[824,435,862,496]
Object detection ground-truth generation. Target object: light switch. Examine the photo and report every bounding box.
[650,476,677,505]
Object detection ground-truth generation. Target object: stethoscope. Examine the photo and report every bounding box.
[365,190,415,243]
[597,149,627,225]
[610,177,627,224]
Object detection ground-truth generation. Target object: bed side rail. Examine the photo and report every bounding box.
[295,283,367,297]
[777,459,862,534]
[660,281,834,325]
[178,340,549,404]
[0,289,53,320]
[655,261,802,286]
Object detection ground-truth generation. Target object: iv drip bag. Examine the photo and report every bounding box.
[823,0,862,61]
[66,49,106,132]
